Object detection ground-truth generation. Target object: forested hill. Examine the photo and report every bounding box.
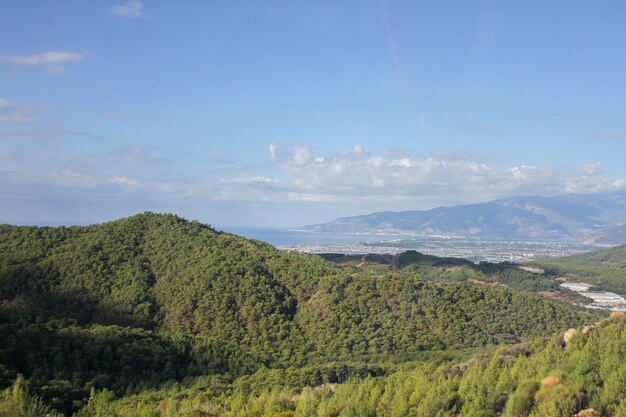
[0,213,600,414]
[556,244,626,268]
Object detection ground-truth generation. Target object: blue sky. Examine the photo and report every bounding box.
[1,1,625,227]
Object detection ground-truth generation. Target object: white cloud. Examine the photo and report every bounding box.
[292,144,312,166]
[220,176,278,185]
[267,144,279,163]
[107,1,146,18]
[0,51,85,66]
[583,162,604,175]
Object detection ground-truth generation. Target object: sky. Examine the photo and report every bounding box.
[1,1,626,228]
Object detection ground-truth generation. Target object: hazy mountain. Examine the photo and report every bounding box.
[302,191,626,239]
[583,224,626,245]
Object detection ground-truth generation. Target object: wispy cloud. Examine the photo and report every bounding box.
[108,145,168,166]
[0,146,172,199]
[384,147,413,158]
[463,125,499,135]
[429,150,489,162]
[592,131,626,140]
[0,128,99,140]
[0,98,37,123]
[209,155,236,165]
[103,111,142,119]
[0,51,85,75]
[0,51,85,66]
[107,1,146,18]
[0,98,101,140]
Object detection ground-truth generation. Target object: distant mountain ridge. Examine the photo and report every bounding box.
[302,191,626,239]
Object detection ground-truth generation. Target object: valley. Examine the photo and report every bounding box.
[279,236,597,263]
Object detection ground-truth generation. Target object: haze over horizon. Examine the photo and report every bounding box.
[2,1,626,227]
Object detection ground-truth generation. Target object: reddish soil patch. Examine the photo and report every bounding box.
[467,278,497,287]
[541,291,570,302]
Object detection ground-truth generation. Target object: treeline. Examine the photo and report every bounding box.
[0,213,601,414]
[328,250,567,294]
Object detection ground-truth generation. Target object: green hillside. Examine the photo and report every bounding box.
[529,245,626,295]
[556,244,626,268]
[7,315,626,417]
[0,213,601,415]
[45,314,624,417]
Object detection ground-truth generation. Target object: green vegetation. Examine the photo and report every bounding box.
[530,245,626,295]
[0,213,604,415]
[13,315,625,417]
[558,244,626,268]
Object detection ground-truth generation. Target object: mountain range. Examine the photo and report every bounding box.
[302,191,626,240]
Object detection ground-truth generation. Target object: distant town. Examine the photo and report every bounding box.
[280,237,598,263]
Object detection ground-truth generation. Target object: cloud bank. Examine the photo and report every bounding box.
[218,144,626,208]
[2,143,625,224]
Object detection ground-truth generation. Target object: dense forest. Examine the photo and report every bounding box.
[0,213,609,415]
[16,313,619,417]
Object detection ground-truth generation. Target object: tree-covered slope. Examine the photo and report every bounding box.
[529,245,626,295]
[19,314,624,417]
[0,213,601,414]
[555,244,626,268]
